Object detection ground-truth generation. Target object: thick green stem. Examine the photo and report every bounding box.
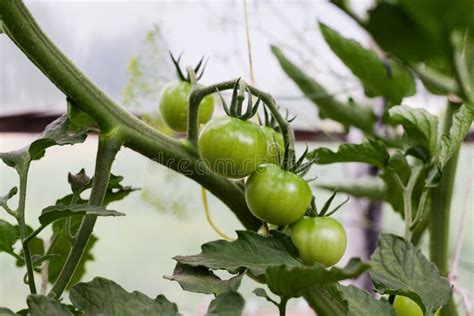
[0,0,259,232]
[17,164,37,294]
[48,132,122,298]
[430,101,461,316]
[278,297,288,316]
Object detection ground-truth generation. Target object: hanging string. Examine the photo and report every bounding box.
[201,187,233,240]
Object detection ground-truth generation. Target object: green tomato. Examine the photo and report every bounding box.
[245,164,312,225]
[393,296,440,316]
[290,216,347,267]
[159,81,214,132]
[393,296,422,316]
[198,116,267,178]
[262,126,284,164]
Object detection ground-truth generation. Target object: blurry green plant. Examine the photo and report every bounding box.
[0,0,472,315]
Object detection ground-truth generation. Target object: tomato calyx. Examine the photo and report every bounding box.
[306,190,350,218]
[169,51,208,83]
[216,78,261,121]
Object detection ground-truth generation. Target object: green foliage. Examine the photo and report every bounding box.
[340,285,395,316]
[320,23,416,104]
[26,295,75,316]
[164,263,243,296]
[310,139,389,168]
[39,204,124,227]
[69,277,180,316]
[0,219,19,255]
[271,46,376,134]
[174,231,302,277]
[387,105,439,160]
[265,258,369,298]
[206,291,245,316]
[370,234,452,315]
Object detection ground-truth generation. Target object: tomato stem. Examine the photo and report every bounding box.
[48,132,123,298]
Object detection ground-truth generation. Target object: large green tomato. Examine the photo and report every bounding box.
[262,126,284,164]
[245,164,312,225]
[159,81,214,132]
[198,116,267,178]
[290,216,347,266]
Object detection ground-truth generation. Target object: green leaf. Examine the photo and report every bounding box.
[320,23,415,104]
[0,187,18,210]
[48,216,97,287]
[69,277,180,316]
[316,177,386,201]
[174,230,302,277]
[68,169,91,195]
[265,258,370,298]
[437,103,474,171]
[67,99,96,131]
[310,139,389,168]
[0,307,16,315]
[271,45,376,134]
[27,295,74,316]
[340,285,395,316]
[0,219,19,255]
[367,3,442,62]
[253,288,278,306]
[0,115,90,174]
[388,105,439,159]
[304,283,348,316]
[39,204,124,227]
[370,234,452,315]
[164,263,243,295]
[206,291,244,316]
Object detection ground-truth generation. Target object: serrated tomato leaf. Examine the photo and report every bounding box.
[69,277,180,316]
[174,230,302,277]
[206,291,244,316]
[0,219,19,255]
[370,234,452,315]
[320,23,415,104]
[39,204,124,227]
[387,105,439,159]
[0,115,90,175]
[304,283,348,316]
[265,258,369,298]
[340,285,395,316]
[271,45,375,134]
[310,139,389,168]
[164,263,243,296]
[27,295,75,316]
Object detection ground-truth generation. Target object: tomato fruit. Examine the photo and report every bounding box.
[393,296,440,316]
[159,81,214,132]
[198,116,267,178]
[262,126,284,164]
[245,164,312,225]
[290,216,347,266]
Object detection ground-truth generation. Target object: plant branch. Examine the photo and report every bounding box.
[17,164,37,294]
[0,0,260,233]
[48,131,123,298]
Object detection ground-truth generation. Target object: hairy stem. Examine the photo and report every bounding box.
[17,164,37,294]
[0,0,259,232]
[48,132,123,298]
[430,101,461,316]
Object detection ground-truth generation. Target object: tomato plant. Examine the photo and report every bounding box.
[291,216,347,267]
[0,0,472,315]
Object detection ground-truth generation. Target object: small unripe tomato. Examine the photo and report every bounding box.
[198,116,267,178]
[262,127,284,164]
[159,81,214,132]
[245,164,312,225]
[290,216,347,267]
[393,296,440,316]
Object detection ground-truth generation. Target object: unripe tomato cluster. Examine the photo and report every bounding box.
[158,78,347,267]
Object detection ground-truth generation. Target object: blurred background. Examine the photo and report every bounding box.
[1,1,472,315]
